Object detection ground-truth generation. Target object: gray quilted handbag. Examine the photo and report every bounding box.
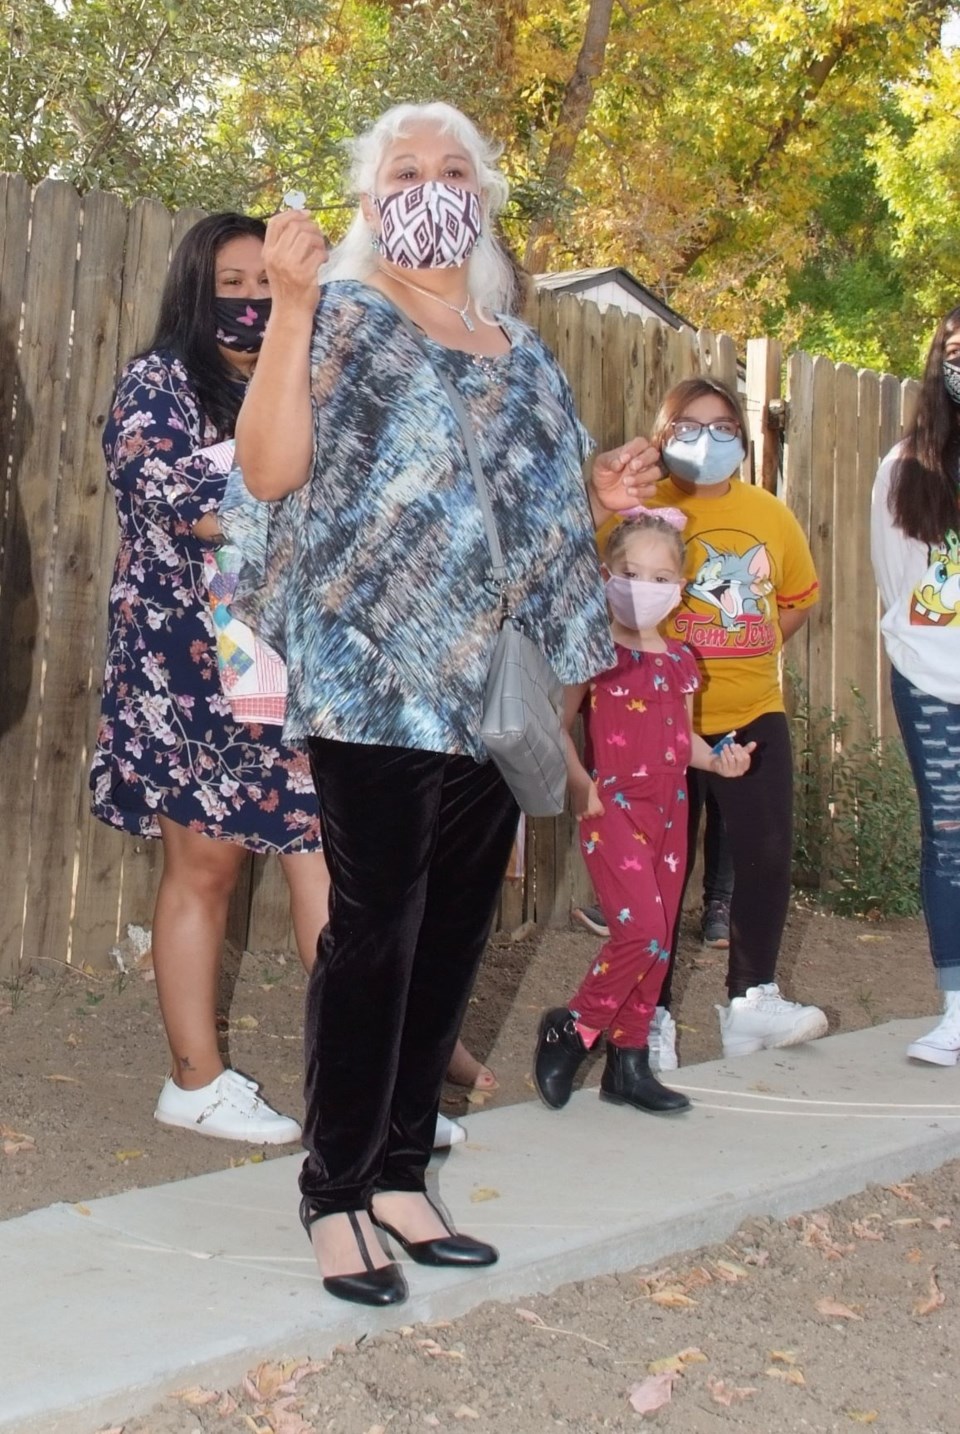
[396,312,567,817]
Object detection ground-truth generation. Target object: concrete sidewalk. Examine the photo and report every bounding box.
[5,1017,960,1434]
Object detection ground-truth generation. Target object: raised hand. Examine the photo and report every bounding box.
[263,209,328,314]
[592,436,662,512]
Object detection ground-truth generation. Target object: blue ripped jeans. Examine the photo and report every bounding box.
[890,667,960,990]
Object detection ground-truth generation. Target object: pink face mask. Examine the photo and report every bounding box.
[374,181,482,269]
[605,575,682,632]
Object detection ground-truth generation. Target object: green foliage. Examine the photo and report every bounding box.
[791,685,921,920]
[1,0,958,365]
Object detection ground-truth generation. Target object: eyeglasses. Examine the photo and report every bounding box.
[668,418,741,443]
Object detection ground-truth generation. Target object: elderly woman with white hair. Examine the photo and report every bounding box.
[232,101,660,1308]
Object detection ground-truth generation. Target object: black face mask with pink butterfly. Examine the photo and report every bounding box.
[214,297,272,353]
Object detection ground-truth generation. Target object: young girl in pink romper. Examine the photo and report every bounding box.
[534,510,754,1114]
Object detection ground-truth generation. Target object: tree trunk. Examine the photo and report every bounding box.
[522,0,614,272]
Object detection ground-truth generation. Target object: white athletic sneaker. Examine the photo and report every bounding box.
[906,991,960,1066]
[717,983,828,1058]
[433,1113,467,1148]
[154,1069,302,1144]
[648,1007,678,1072]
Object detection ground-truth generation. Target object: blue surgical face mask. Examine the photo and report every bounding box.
[662,431,746,486]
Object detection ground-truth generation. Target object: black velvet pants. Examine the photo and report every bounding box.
[300,738,519,1216]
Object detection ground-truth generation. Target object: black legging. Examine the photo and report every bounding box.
[660,710,794,1005]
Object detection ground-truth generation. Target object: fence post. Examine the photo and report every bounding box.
[745,337,783,491]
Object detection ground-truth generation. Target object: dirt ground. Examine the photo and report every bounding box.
[2,902,956,1433]
[0,899,941,1219]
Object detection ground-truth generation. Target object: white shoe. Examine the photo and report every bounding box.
[648,1007,678,1072]
[433,1113,466,1148]
[717,983,828,1058]
[907,992,960,1066]
[154,1069,302,1144]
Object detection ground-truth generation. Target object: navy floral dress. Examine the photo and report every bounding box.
[89,350,321,853]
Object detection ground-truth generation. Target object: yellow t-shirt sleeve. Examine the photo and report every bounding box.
[777,505,819,610]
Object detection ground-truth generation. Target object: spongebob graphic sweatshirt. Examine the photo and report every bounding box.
[871,442,960,703]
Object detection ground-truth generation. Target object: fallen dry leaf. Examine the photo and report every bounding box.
[515,1308,544,1325]
[44,1073,81,1084]
[628,1371,677,1415]
[454,1406,480,1420]
[469,1186,500,1203]
[905,1247,923,1264]
[714,1259,750,1283]
[269,1397,314,1434]
[890,1216,923,1228]
[650,1289,697,1309]
[766,1366,806,1386]
[845,1413,879,1425]
[856,933,890,943]
[172,1387,220,1407]
[1,1126,37,1155]
[364,1426,387,1434]
[913,1270,945,1317]
[885,1182,920,1204]
[851,1219,885,1242]
[424,1418,441,1429]
[739,1245,770,1267]
[706,1377,757,1407]
[929,1216,952,1232]
[73,1204,92,1217]
[769,1350,798,1365]
[815,1297,863,1321]
[114,1149,143,1163]
[465,1089,490,1106]
[217,1394,238,1417]
[233,1014,259,1030]
[648,1355,685,1377]
[648,1347,706,1376]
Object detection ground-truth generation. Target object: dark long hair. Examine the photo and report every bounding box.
[890,305,960,545]
[144,212,267,437]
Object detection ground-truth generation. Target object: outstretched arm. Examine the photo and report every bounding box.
[235,210,328,501]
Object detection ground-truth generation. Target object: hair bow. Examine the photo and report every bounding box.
[622,504,687,533]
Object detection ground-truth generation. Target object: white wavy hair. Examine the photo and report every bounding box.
[320,102,516,316]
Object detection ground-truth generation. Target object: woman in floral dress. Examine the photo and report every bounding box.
[91,211,478,1146]
[90,212,329,1144]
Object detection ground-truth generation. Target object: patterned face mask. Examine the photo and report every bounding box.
[214,297,272,352]
[943,359,960,407]
[374,182,482,269]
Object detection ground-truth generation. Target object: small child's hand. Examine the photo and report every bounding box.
[573,777,605,819]
[710,740,756,778]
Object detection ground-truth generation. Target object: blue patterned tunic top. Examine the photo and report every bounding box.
[226,282,614,760]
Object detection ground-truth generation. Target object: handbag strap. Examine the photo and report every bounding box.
[393,308,508,588]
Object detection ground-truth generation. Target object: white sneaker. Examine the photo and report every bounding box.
[648,1007,678,1072]
[907,992,960,1066]
[433,1113,466,1148]
[717,983,828,1058]
[154,1069,302,1144]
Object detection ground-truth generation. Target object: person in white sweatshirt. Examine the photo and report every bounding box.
[870,303,960,1065]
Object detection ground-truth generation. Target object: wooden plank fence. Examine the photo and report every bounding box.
[0,179,922,980]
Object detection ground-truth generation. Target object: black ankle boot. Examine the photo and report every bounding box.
[534,1007,589,1109]
[599,1044,691,1114]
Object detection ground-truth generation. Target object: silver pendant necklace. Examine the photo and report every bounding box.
[382,269,475,332]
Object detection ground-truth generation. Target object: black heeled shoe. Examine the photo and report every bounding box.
[369,1193,499,1268]
[299,1198,408,1306]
